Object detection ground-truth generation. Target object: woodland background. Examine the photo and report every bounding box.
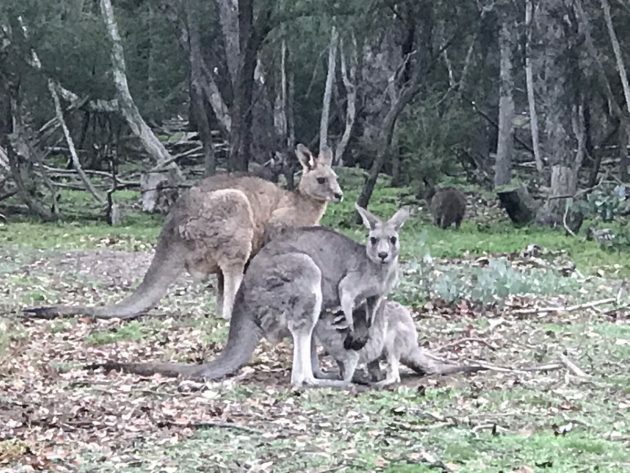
[0,0,628,230]
[1,2,630,471]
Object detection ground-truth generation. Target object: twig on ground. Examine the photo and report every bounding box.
[471,360,564,374]
[511,297,617,317]
[559,354,590,378]
[161,420,261,435]
[435,337,496,352]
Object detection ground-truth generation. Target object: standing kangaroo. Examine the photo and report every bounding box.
[89,205,409,387]
[24,144,343,321]
[315,300,483,386]
[423,178,466,229]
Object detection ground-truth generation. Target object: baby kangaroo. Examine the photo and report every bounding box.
[89,205,409,387]
[25,144,342,321]
[315,300,483,386]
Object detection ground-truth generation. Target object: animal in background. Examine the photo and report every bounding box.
[423,178,466,229]
[24,144,343,321]
[248,151,286,183]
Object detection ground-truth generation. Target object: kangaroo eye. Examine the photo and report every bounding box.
[390,236,397,244]
[370,237,378,245]
[317,177,327,185]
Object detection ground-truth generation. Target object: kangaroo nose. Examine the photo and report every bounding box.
[378,251,388,260]
[334,192,343,202]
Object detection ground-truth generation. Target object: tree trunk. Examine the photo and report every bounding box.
[186,0,216,175]
[320,25,338,153]
[356,66,423,213]
[228,0,254,172]
[99,0,173,167]
[525,0,544,173]
[335,35,357,166]
[619,121,629,181]
[228,0,273,172]
[601,0,630,118]
[495,21,514,187]
[216,0,240,91]
[537,0,584,226]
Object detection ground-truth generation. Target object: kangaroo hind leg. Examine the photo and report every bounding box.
[219,265,245,320]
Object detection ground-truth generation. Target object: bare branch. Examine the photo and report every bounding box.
[99,0,174,167]
[48,79,105,204]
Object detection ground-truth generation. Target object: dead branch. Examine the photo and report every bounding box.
[511,297,617,317]
[99,0,174,168]
[48,79,105,205]
[559,354,590,378]
[435,337,496,352]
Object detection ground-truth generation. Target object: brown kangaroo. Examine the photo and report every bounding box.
[24,144,343,321]
[423,179,466,229]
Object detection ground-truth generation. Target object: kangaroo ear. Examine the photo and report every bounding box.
[355,203,381,230]
[274,151,285,165]
[295,144,316,171]
[387,207,410,231]
[317,145,334,167]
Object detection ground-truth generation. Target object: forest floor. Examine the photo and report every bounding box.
[0,182,629,472]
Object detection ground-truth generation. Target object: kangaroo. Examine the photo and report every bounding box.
[248,152,286,183]
[423,179,466,229]
[314,300,483,386]
[88,205,410,387]
[24,144,343,321]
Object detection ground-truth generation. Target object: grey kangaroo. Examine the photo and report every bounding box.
[89,205,410,387]
[315,300,483,386]
[24,144,342,321]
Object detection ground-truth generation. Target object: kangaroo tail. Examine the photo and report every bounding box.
[23,225,186,320]
[402,347,487,376]
[87,297,263,380]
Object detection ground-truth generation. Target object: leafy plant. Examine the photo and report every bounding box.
[397,256,577,305]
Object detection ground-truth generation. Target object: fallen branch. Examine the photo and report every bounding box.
[511,297,617,317]
[559,354,590,378]
[157,420,261,435]
[435,337,496,352]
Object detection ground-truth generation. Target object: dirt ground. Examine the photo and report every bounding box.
[1,246,629,472]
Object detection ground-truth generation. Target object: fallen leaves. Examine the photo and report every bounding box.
[1,245,629,471]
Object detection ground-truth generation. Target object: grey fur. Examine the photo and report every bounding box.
[89,206,410,387]
[24,144,342,321]
[315,300,483,386]
[428,187,467,229]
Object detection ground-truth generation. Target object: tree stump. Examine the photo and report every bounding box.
[496,184,539,225]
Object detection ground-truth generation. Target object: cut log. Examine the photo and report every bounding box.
[496,184,539,225]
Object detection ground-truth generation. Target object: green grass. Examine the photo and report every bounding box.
[2,178,628,276]
[85,320,149,346]
[78,381,629,472]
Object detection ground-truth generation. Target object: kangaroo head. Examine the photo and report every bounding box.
[295,144,343,203]
[356,204,410,265]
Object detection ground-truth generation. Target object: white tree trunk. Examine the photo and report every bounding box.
[99,0,173,167]
[335,35,357,166]
[274,39,288,140]
[319,25,338,153]
[495,21,515,187]
[525,0,544,173]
